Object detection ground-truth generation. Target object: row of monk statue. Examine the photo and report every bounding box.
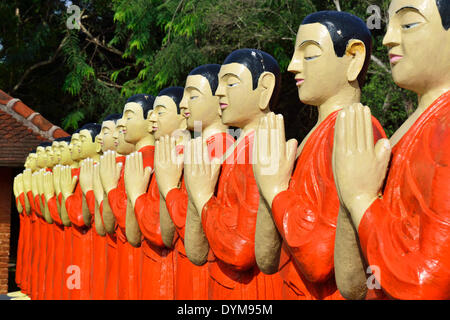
[11,0,450,300]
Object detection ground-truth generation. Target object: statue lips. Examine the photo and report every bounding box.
[219,103,228,110]
[389,53,403,65]
[295,78,305,87]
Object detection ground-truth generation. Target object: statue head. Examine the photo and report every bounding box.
[180,64,222,131]
[45,145,56,167]
[79,123,101,160]
[288,11,372,107]
[36,142,51,168]
[148,87,186,141]
[55,136,72,165]
[69,130,81,162]
[215,48,281,128]
[98,113,122,153]
[26,152,38,171]
[383,0,450,94]
[123,94,156,145]
[113,118,135,155]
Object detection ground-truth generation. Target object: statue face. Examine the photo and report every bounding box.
[59,142,72,165]
[36,146,48,168]
[52,142,61,164]
[216,63,264,128]
[123,102,148,145]
[79,129,96,159]
[180,75,220,131]
[288,23,354,107]
[69,133,81,161]
[28,154,37,171]
[113,118,135,155]
[383,0,450,94]
[153,95,185,140]
[45,146,56,167]
[147,110,156,133]
[98,120,116,152]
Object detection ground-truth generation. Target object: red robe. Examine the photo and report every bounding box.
[65,167,94,300]
[46,194,65,299]
[165,132,234,300]
[35,193,46,300]
[15,193,27,293]
[26,190,39,299]
[107,155,142,300]
[100,200,119,300]
[60,191,73,300]
[201,131,284,300]
[358,91,450,300]
[134,145,176,300]
[271,111,386,300]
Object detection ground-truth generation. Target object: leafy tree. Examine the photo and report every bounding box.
[0,0,416,138]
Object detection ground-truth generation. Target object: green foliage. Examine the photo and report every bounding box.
[0,0,418,138]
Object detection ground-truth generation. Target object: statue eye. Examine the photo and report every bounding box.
[304,55,319,61]
[190,96,198,100]
[227,83,238,87]
[402,22,420,30]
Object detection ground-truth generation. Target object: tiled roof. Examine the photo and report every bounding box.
[0,89,69,167]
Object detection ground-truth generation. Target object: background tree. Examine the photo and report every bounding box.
[0,0,415,139]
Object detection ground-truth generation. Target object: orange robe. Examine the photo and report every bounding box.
[65,167,93,299]
[60,190,73,300]
[201,131,284,300]
[134,145,175,300]
[107,155,141,300]
[35,194,46,300]
[100,200,119,300]
[358,91,450,300]
[47,193,65,299]
[26,191,39,299]
[165,132,234,300]
[15,193,27,293]
[271,111,386,300]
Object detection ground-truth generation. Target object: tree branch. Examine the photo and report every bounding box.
[79,17,124,56]
[97,78,123,89]
[333,0,341,11]
[12,36,67,93]
[371,54,391,74]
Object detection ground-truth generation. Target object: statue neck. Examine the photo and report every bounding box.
[417,84,450,114]
[71,161,79,169]
[202,118,228,140]
[317,85,361,124]
[240,109,270,139]
[135,134,155,151]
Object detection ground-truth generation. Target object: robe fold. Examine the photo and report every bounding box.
[107,155,141,300]
[201,131,283,300]
[165,132,234,300]
[271,111,386,300]
[100,200,119,300]
[15,193,27,293]
[134,145,176,300]
[65,167,92,300]
[358,91,450,300]
[47,194,65,299]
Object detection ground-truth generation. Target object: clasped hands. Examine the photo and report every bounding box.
[252,112,298,208]
[332,103,391,229]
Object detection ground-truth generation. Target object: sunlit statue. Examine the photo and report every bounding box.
[333,0,450,300]
[252,11,388,300]
[60,123,101,299]
[100,94,154,299]
[154,64,234,299]
[124,88,186,299]
[183,49,284,299]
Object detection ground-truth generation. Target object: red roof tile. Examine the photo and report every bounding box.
[0,89,69,166]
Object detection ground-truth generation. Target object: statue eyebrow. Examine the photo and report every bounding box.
[299,39,321,49]
[395,6,419,14]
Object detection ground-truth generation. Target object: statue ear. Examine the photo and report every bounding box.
[345,40,366,84]
[257,72,276,111]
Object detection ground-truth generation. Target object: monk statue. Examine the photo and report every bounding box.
[124,88,186,299]
[183,48,284,299]
[60,123,101,299]
[252,11,387,300]
[154,64,234,299]
[332,0,450,300]
[100,94,154,299]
